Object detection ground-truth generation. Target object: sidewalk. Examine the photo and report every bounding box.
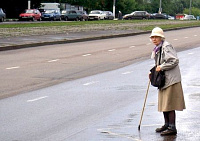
[0,30,148,51]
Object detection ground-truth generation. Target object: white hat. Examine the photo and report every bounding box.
[150,27,165,38]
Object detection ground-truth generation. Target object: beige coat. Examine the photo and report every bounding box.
[155,41,181,89]
[155,41,186,111]
[158,82,186,112]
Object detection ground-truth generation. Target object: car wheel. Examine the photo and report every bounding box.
[0,17,4,22]
[65,17,68,21]
[75,17,79,21]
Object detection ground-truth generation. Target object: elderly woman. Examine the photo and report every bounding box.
[149,27,186,136]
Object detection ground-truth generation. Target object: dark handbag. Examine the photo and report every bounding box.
[150,46,165,88]
[150,66,165,88]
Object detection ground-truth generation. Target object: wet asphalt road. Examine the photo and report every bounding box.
[1,27,200,99]
[0,47,200,141]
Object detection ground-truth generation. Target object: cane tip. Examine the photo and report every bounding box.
[138,125,140,131]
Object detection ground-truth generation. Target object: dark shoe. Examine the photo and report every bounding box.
[155,125,168,132]
[161,127,177,136]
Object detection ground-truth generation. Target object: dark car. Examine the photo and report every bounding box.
[0,8,6,22]
[61,10,82,21]
[41,9,61,21]
[19,9,41,21]
[123,11,150,20]
[150,13,168,19]
[103,11,114,20]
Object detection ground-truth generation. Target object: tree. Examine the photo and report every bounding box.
[116,0,136,14]
[184,7,200,17]
[2,0,200,18]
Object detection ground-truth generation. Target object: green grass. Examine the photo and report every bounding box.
[0,20,150,28]
[0,20,200,30]
[139,21,200,31]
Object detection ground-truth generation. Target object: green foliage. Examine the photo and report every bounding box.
[183,7,200,17]
[117,0,136,14]
[3,0,199,18]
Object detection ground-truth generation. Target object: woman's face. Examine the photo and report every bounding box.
[150,36,162,46]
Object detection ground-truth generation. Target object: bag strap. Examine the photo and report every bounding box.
[158,46,162,65]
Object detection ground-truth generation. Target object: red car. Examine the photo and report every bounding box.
[19,9,41,21]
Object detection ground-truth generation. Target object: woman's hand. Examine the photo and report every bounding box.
[156,65,161,72]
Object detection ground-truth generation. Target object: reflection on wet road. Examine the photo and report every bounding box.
[0,47,200,141]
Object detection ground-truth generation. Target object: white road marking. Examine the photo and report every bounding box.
[48,59,59,63]
[194,35,197,37]
[82,54,91,57]
[122,71,133,75]
[108,49,116,52]
[184,37,188,38]
[188,52,194,55]
[129,46,135,48]
[174,39,178,40]
[27,96,48,102]
[6,66,20,70]
[83,81,99,86]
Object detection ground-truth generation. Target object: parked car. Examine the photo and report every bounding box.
[168,15,175,20]
[19,9,41,21]
[182,15,196,20]
[150,13,168,19]
[41,9,61,21]
[103,11,114,20]
[123,11,150,20]
[88,10,106,20]
[77,10,89,21]
[175,14,185,20]
[0,8,6,22]
[61,10,82,21]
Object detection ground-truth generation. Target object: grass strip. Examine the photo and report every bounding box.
[1,20,199,29]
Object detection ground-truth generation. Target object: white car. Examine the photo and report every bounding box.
[168,15,175,20]
[182,15,196,20]
[88,10,106,20]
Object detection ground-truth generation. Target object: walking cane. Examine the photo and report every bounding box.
[138,80,151,131]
